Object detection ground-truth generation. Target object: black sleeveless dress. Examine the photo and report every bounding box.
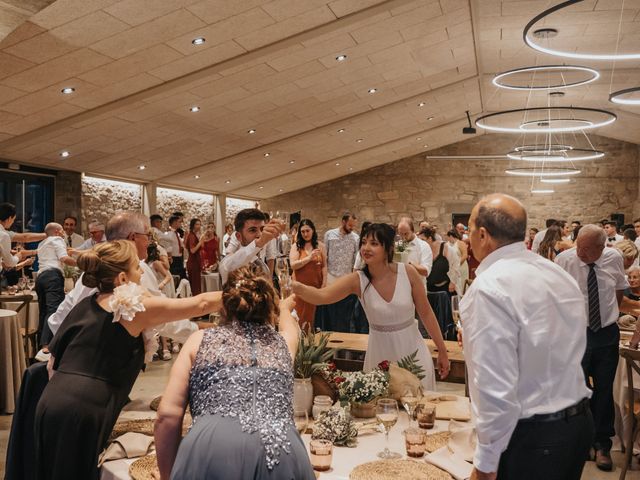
[34,294,144,480]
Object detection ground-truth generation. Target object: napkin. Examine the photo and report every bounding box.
[425,446,473,480]
[447,419,476,462]
[98,432,154,466]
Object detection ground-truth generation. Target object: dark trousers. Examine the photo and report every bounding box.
[581,323,619,451]
[497,408,594,479]
[170,255,186,279]
[35,269,65,347]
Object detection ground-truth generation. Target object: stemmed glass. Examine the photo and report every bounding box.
[276,257,291,299]
[400,386,419,427]
[17,276,27,293]
[451,295,460,324]
[294,409,309,435]
[376,398,401,459]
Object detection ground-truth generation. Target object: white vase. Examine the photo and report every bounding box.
[293,378,314,415]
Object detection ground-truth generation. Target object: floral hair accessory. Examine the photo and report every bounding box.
[235,279,245,288]
[109,282,146,322]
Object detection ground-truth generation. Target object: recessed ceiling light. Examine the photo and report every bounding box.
[264,152,270,157]
[349,167,353,171]
[194,175,200,179]
[335,162,340,166]
[356,138,363,143]
[368,88,377,94]
[61,87,75,95]
[279,188,283,192]
[225,180,231,184]
[336,54,347,62]
[192,37,206,45]
[416,137,422,141]
[60,151,70,158]
[248,128,256,134]
[423,144,429,148]
[258,186,264,189]
[337,128,345,133]
[427,116,434,121]
[418,102,426,107]
[189,106,200,112]
[138,165,146,170]
[289,160,295,164]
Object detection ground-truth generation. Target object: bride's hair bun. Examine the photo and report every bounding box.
[222,265,278,325]
[76,240,138,292]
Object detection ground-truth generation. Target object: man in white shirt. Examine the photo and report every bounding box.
[460,194,592,480]
[0,203,26,269]
[76,221,106,251]
[455,222,469,241]
[556,224,629,471]
[166,214,186,279]
[62,216,84,248]
[218,208,282,285]
[604,220,623,247]
[397,217,432,277]
[46,212,198,361]
[531,218,557,253]
[35,223,77,350]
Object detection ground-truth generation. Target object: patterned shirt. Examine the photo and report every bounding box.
[324,228,359,278]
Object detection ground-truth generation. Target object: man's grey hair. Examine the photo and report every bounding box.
[576,224,606,247]
[88,221,105,232]
[628,265,640,275]
[44,222,63,236]
[474,196,527,245]
[106,212,149,241]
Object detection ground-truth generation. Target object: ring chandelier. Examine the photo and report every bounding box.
[505,167,581,177]
[609,87,640,105]
[541,178,571,184]
[492,65,599,90]
[514,144,572,153]
[531,189,555,194]
[475,107,617,134]
[523,1,640,60]
[506,148,604,162]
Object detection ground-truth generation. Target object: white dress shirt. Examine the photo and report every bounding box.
[531,228,546,253]
[606,233,624,247]
[218,240,270,285]
[555,246,629,329]
[460,242,591,473]
[405,235,433,276]
[37,236,69,273]
[163,228,183,257]
[65,232,84,248]
[77,233,106,251]
[0,224,19,268]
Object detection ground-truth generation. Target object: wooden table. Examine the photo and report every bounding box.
[326,332,466,384]
[0,308,27,413]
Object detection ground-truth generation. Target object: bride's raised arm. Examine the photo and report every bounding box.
[292,272,360,305]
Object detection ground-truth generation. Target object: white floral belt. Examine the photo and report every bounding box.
[369,318,416,332]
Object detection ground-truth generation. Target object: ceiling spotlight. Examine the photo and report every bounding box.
[258,186,264,189]
[356,138,363,143]
[335,162,340,166]
[279,188,283,192]
[138,165,146,170]
[549,91,565,97]
[349,167,353,171]
[531,188,555,194]
[194,175,200,179]
[337,128,345,133]
[336,54,347,62]
[225,180,231,184]
[418,102,426,107]
[60,151,70,158]
[427,116,434,121]
[248,129,256,134]
[190,106,200,112]
[463,110,476,134]
[541,178,571,184]
[61,87,75,94]
[192,37,206,46]
[416,137,422,141]
[423,144,429,148]
[289,160,295,164]
[264,152,270,157]
[368,88,377,94]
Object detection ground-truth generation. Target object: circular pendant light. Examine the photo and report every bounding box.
[492,65,599,90]
[541,178,571,184]
[505,167,581,177]
[476,107,616,134]
[531,189,555,194]
[523,1,640,60]
[609,87,640,105]
[514,144,573,152]
[507,148,604,162]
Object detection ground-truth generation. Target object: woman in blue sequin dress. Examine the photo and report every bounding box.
[155,265,315,480]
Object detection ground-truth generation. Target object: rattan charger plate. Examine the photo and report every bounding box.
[425,431,451,453]
[350,459,453,480]
[129,454,159,480]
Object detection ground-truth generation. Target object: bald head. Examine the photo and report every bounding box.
[472,194,527,246]
[397,217,415,241]
[45,222,63,237]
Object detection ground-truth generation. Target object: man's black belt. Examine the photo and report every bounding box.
[519,398,590,423]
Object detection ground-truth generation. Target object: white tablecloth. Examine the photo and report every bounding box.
[100,413,464,480]
[614,335,640,454]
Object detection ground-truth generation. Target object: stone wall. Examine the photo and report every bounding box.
[225,197,259,226]
[157,187,214,228]
[54,170,82,229]
[262,133,640,235]
[81,176,142,229]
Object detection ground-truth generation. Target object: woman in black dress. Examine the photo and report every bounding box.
[34,240,222,480]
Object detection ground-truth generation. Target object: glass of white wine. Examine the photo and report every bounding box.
[376,398,401,459]
[400,387,419,427]
[294,409,309,435]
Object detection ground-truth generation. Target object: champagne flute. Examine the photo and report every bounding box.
[400,386,419,427]
[376,398,401,459]
[451,295,460,324]
[276,257,291,299]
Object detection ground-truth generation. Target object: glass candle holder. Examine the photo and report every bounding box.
[309,439,333,472]
[404,427,427,458]
[417,404,436,429]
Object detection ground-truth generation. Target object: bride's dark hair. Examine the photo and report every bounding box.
[360,223,396,289]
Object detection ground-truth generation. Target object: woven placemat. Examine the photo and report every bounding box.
[425,431,452,453]
[350,459,453,480]
[110,413,193,441]
[129,454,159,480]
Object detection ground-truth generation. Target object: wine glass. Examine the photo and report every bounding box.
[451,295,460,324]
[17,276,27,293]
[27,278,35,292]
[400,386,419,427]
[376,398,401,459]
[294,409,309,435]
[276,257,291,299]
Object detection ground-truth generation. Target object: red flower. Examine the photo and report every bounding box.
[378,360,390,371]
[327,361,337,372]
[334,376,346,384]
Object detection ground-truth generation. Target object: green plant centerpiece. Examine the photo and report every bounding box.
[293,330,334,415]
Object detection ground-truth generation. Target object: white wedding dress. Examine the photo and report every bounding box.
[357,263,436,390]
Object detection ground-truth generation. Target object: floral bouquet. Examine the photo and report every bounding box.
[311,406,358,447]
[333,361,390,404]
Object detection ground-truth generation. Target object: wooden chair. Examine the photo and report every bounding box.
[619,346,640,480]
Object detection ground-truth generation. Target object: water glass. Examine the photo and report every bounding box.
[404,427,427,458]
[309,439,332,472]
[417,404,436,429]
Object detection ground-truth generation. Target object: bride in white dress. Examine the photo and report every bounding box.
[293,223,449,390]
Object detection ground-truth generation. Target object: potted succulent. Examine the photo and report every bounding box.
[293,330,334,415]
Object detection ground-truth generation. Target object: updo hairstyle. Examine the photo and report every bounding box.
[77,240,138,292]
[222,265,279,325]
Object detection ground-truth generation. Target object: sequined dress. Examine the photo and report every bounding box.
[170,323,315,480]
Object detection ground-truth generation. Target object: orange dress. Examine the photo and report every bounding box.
[293,248,324,331]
